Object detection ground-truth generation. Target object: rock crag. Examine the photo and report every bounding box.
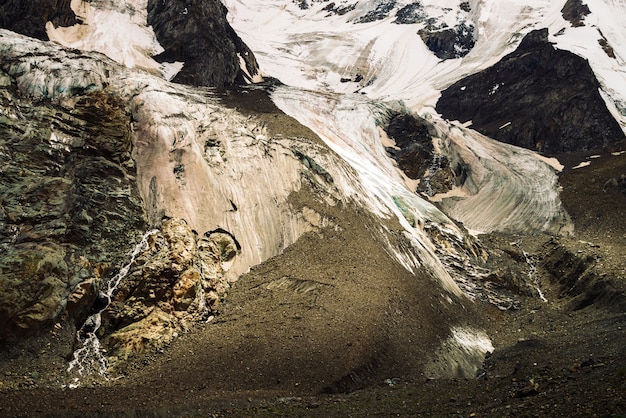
[436,29,625,155]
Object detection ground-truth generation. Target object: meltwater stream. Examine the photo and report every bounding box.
[67,230,158,381]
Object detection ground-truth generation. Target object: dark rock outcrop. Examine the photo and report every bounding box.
[147,0,260,87]
[0,79,148,341]
[436,29,625,155]
[385,113,435,180]
[383,112,455,195]
[393,2,426,24]
[561,0,591,27]
[418,22,476,60]
[322,2,357,16]
[0,0,76,40]
[355,0,397,23]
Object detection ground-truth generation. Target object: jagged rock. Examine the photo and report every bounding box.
[64,277,98,326]
[147,0,260,86]
[0,69,147,341]
[597,30,616,58]
[0,0,76,40]
[99,218,238,359]
[354,0,397,23]
[384,112,435,180]
[418,22,476,60]
[416,155,455,196]
[561,0,591,27]
[393,3,426,24]
[436,29,626,154]
[322,2,357,17]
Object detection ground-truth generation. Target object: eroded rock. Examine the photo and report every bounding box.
[0,72,147,341]
[100,218,239,361]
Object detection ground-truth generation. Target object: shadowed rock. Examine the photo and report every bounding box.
[419,22,476,60]
[436,29,625,155]
[0,0,76,40]
[561,0,591,27]
[147,0,260,87]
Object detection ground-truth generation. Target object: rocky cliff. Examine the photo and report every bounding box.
[436,29,625,155]
[147,0,260,86]
[0,0,259,351]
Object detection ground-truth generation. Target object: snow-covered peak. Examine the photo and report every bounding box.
[224,0,626,121]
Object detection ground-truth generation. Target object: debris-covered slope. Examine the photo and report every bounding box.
[0,0,625,415]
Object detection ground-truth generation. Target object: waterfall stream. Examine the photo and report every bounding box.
[523,250,548,302]
[67,229,159,382]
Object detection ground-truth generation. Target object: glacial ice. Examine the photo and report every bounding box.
[4,0,626,379]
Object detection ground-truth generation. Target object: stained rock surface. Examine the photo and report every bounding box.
[0,74,146,341]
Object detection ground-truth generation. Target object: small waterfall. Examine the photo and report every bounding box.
[421,154,444,197]
[67,229,159,381]
[523,250,548,302]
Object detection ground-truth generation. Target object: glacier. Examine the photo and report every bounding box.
[1,0,625,392]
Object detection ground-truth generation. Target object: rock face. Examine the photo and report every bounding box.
[0,0,261,346]
[0,29,244,349]
[383,112,454,196]
[101,218,237,361]
[418,22,475,60]
[393,2,425,24]
[147,0,260,86]
[436,29,625,155]
[561,0,591,27]
[0,0,76,40]
[0,0,259,88]
[0,72,147,341]
[355,0,397,23]
[385,112,434,180]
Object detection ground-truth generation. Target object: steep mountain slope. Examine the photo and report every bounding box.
[0,0,625,416]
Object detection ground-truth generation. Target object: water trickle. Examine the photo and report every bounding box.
[67,229,159,379]
[523,250,548,302]
[421,154,445,197]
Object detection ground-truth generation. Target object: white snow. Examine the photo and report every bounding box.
[425,326,494,378]
[46,0,179,80]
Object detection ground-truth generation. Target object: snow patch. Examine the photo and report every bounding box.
[45,0,178,81]
[425,326,493,378]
